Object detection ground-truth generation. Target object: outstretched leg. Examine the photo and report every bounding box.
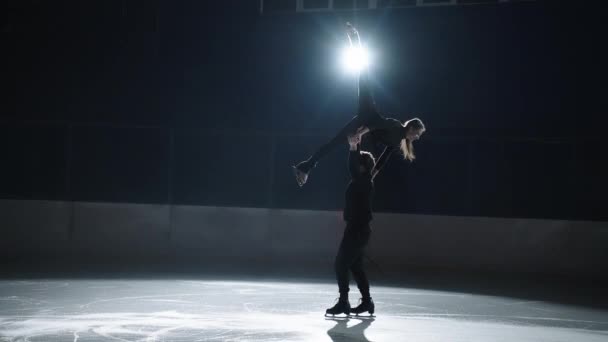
[294,114,365,179]
[293,71,381,186]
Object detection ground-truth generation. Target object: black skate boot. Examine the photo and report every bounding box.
[325,298,351,316]
[292,159,316,187]
[351,297,375,316]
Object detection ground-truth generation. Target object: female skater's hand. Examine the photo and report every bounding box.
[345,22,361,47]
[345,22,358,36]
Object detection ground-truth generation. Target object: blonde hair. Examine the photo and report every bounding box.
[400,118,426,162]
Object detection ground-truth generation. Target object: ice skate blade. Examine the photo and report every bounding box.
[324,314,351,321]
[349,313,375,318]
[292,166,308,187]
[324,312,350,317]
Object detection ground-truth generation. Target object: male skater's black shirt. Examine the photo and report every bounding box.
[343,148,374,224]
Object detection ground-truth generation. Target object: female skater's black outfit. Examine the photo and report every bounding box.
[296,71,403,174]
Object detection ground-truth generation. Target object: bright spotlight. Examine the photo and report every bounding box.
[341,45,370,73]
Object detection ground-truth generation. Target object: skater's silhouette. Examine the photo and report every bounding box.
[325,134,384,316]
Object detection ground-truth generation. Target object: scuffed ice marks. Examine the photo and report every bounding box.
[0,311,304,342]
[1,280,608,341]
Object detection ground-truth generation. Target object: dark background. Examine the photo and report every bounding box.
[1,0,606,221]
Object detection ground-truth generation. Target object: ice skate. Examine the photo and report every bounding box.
[351,297,375,316]
[292,160,314,186]
[325,298,351,316]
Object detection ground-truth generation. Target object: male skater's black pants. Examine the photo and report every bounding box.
[335,222,371,299]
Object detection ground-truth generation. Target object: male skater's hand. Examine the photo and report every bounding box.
[355,125,370,137]
[347,134,360,151]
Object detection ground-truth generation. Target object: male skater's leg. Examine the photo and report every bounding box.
[349,229,375,315]
[335,231,358,299]
[350,255,370,300]
[326,228,360,315]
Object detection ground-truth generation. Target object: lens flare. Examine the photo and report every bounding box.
[341,45,370,73]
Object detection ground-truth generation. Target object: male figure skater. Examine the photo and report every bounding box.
[325,133,387,316]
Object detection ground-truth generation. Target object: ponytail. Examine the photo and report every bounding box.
[400,118,426,162]
[400,138,416,162]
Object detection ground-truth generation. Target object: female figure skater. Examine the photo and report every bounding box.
[326,133,386,316]
[293,23,426,186]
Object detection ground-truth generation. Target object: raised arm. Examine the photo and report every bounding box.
[346,23,376,114]
[347,134,361,179]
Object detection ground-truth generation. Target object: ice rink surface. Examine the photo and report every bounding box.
[1,278,607,341]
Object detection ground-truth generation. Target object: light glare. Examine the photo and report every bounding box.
[341,46,370,73]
